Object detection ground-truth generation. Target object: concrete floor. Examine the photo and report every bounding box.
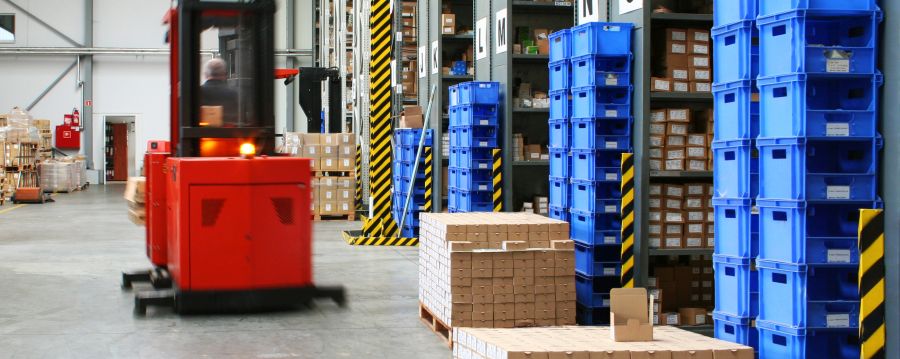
[0,184,449,359]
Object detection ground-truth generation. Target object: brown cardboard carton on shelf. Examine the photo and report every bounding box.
[691,55,710,68]
[301,133,321,146]
[400,105,424,128]
[666,53,689,69]
[534,28,550,55]
[525,144,542,161]
[691,82,712,93]
[660,312,681,326]
[666,28,688,42]
[689,67,711,82]
[667,108,691,123]
[321,144,340,158]
[688,40,709,55]
[679,308,708,326]
[609,288,653,342]
[669,68,689,81]
[673,81,690,93]
[651,109,668,123]
[686,146,707,159]
[651,77,672,92]
[688,29,710,43]
[666,40,687,55]
[441,14,456,34]
[666,135,686,147]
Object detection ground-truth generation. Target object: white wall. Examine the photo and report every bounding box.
[0,0,314,177]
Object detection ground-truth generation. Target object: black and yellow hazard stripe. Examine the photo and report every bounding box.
[492,148,503,212]
[355,143,363,210]
[348,236,419,246]
[620,153,635,288]
[859,209,885,359]
[361,0,398,238]
[424,146,433,212]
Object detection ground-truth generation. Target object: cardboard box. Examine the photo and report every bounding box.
[673,81,690,93]
[689,67,711,82]
[651,77,672,92]
[441,14,456,34]
[679,308,708,326]
[660,312,681,326]
[691,82,712,93]
[687,146,707,159]
[667,108,691,123]
[666,28,687,42]
[666,135,686,147]
[666,54,689,68]
[401,105,424,128]
[666,40,687,55]
[651,109,667,123]
[691,55,710,68]
[609,288,654,342]
[688,41,709,55]
[688,29,710,43]
[669,68,689,81]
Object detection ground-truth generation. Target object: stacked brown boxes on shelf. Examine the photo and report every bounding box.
[651,28,712,94]
[418,213,577,337]
[647,183,715,250]
[282,132,356,219]
[648,108,714,171]
[647,255,715,326]
[511,133,547,163]
[400,1,418,101]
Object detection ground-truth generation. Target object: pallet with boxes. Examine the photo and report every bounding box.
[283,132,357,220]
[447,82,500,213]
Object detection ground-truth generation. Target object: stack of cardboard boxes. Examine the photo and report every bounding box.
[418,213,577,330]
[511,27,551,56]
[124,176,146,226]
[648,108,714,172]
[651,28,712,94]
[282,133,357,218]
[511,133,547,163]
[647,255,715,326]
[647,183,715,250]
[400,1,418,100]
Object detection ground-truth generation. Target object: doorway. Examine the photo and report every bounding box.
[104,116,136,182]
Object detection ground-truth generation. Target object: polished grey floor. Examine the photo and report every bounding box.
[0,184,449,359]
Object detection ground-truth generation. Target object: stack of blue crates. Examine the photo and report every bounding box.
[392,128,433,238]
[548,29,571,223]
[564,22,634,325]
[447,81,501,213]
[710,0,761,351]
[753,1,883,358]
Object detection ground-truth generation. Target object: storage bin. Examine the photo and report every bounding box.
[571,86,632,119]
[575,242,622,277]
[758,74,881,138]
[455,189,493,212]
[570,55,632,88]
[549,61,570,92]
[712,21,759,84]
[713,80,760,140]
[395,128,433,147]
[549,90,571,120]
[449,105,499,127]
[757,137,880,201]
[549,29,571,63]
[758,259,859,328]
[448,84,460,107]
[448,188,458,210]
[757,320,859,359]
[398,161,427,180]
[549,119,570,149]
[714,0,758,26]
[576,304,611,325]
[571,22,633,58]
[571,117,632,151]
[757,199,880,265]
[571,192,620,214]
[570,209,621,244]
[549,205,569,222]
[713,198,759,258]
[453,147,493,170]
[713,312,758,351]
[759,0,880,18]
[575,274,619,308]
[447,167,459,189]
[457,81,501,105]
[549,148,569,178]
[394,177,425,196]
[549,176,569,208]
[712,139,759,198]
[713,254,759,318]
[758,10,881,77]
[450,125,498,148]
[456,168,492,192]
[571,149,622,182]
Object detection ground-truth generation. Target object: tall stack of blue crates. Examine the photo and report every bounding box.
[710,0,761,351]
[548,29,571,224]
[564,22,634,325]
[447,81,501,213]
[393,128,433,237]
[753,1,883,358]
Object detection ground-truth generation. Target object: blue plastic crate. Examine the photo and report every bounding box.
[571,149,622,182]
[714,0,758,26]
[575,274,619,308]
[574,243,622,277]
[570,118,632,151]
[713,80,760,140]
[758,74,881,138]
[759,0,880,18]
[449,126,498,148]
[447,167,460,189]
[757,321,860,359]
[456,168,492,192]
[572,230,620,247]
[570,209,621,244]
[571,187,620,214]
[449,105,499,127]
[394,176,425,196]
[571,179,622,199]
[549,90,571,120]
[549,61,570,92]
[549,177,569,208]
[397,161,427,180]
[757,199,880,265]
[571,22,633,58]
[448,84,460,107]
[394,128,433,147]
[571,86,632,119]
[549,149,570,178]
[713,312,759,352]
[452,147,493,170]
[712,21,759,84]
[399,224,418,238]
[448,188,458,210]
[576,304,611,325]
[456,190,493,212]
[549,29,571,63]
[712,139,759,199]
[549,119,570,149]
[549,206,569,222]
[713,255,759,318]
[757,137,880,201]
[758,10,881,77]
[457,81,501,105]
[758,259,860,328]
[570,55,632,89]
[713,198,759,258]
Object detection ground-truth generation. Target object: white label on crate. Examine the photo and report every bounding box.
[495,9,508,54]
[827,59,851,73]
[606,172,618,181]
[479,119,489,125]
[827,249,852,264]
[826,123,851,137]
[827,185,851,200]
[478,163,488,169]
[603,267,617,276]
[478,185,488,191]
[605,109,618,117]
[479,141,489,147]
[604,235,617,244]
[827,314,851,328]
[605,74,619,86]
[605,205,617,213]
[476,17,488,60]
[605,141,618,149]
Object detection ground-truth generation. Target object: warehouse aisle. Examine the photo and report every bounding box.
[0,185,448,358]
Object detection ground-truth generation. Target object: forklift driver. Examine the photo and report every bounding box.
[199,58,239,126]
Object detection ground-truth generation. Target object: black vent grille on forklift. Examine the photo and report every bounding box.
[271,198,294,225]
[201,199,225,227]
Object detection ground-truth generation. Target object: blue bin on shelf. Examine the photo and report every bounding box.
[549,176,569,208]
[455,190,493,212]
[713,80,760,140]
[712,139,759,199]
[574,242,622,277]
[570,117,632,151]
[549,119,570,149]
[713,254,759,318]
[757,136,881,201]
[570,209,621,244]
[757,321,859,359]
[457,81,501,105]
[757,74,881,138]
[714,0,757,26]
[570,55,632,89]
[453,147,493,170]
[450,125,499,148]
[549,149,570,178]
[713,312,759,351]
[712,21,759,84]
[549,205,569,222]
[713,198,759,258]
[456,168,492,192]
[758,259,860,328]
[571,22,633,58]
[575,273,619,308]
[449,105,499,127]
[758,10,881,77]
[549,61,570,92]
[549,90,571,120]
[571,149,622,182]
[549,29,571,63]
[759,0,880,18]
[571,86,632,119]
[757,199,879,265]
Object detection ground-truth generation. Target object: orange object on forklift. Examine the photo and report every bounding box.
[145,143,170,267]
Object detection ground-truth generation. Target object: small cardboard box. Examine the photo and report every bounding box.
[668,68,689,81]
[673,80,690,93]
[401,105,424,128]
[666,40,687,55]
[691,55,710,68]
[667,108,691,123]
[666,28,687,42]
[609,288,654,342]
[691,82,712,93]
[441,14,456,34]
[688,29,710,43]
[679,307,708,325]
[651,77,672,92]
[688,41,709,55]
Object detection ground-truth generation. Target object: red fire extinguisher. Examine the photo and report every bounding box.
[72,108,80,128]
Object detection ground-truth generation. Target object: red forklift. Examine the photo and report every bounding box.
[122,0,344,315]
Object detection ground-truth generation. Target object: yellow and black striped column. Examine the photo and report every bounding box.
[355,143,362,210]
[361,0,398,237]
[620,153,635,288]
[859,209,885,359]
[424,146,433,213]
[492,148,503,212]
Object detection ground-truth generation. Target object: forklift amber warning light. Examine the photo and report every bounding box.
[240,143,256,158]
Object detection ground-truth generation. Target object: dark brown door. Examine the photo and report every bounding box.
[112,123,128,181]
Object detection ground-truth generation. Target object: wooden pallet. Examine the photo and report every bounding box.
[418,301,453,348]
[313,213,356,221]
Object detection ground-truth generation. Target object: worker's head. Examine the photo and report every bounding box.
[204,58,227,80]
